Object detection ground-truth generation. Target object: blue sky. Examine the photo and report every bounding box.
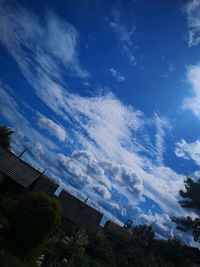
[1,0,200,244]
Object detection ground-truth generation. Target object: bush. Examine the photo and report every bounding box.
[68,248,90,267]
[7,192,61,255]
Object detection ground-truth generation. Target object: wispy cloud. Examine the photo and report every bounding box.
[0,4,89,79]
[169,63,175,73]
[0,83,56,151]
[159,63,176,78]
[137,211,196,245]
[154,114,170,165]
[176,64,200,172]
[183,64,200,119]
[110,68,126,82]
[175,138,200,166]
[37,113,67,142]
[107,6,136,65]
[184,0,200,47]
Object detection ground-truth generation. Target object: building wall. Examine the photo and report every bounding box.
[59,190,103,229]
[0,175,28,196]
[0,171,6,184]
[104,220,133,243]
[31,175,59,196]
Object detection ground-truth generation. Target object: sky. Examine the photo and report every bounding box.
[1,0,200,244]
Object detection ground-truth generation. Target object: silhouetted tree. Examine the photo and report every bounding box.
[172,177,200,242]
[132,224,155,247]
[7,192,61,255]
[0,125,13,150]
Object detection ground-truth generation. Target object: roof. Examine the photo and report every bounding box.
[0,147,42,188]
[59,190,103,229]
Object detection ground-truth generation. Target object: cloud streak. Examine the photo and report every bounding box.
[110,68,126,82]
[37,113,67,142]
[107,6,136,65]
[183,64,200,120]
[0,3,89,79]
[175,138,200,166]
[184,0,200,47]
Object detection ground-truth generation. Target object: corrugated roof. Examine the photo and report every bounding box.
[0,147,42,188]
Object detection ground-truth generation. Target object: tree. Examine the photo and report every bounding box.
[0,125,13,150]
[86,230,115,266]
[172,177,200,242]
[67,248,90,267]
[132,225,155,247]
[7,192,61,255]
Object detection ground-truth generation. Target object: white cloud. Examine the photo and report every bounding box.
[160,63,176,78]
[154,114,170,165]
[144,165,185,215]
[175,138,200,166]
[137,211,196,245]
[0,4,89,79]
[169,63,175,73]
[37,113,66,142]
[110,68,126,82]
[138,212,176,239]
[0,84,56,150]
[100,159,142,198]
[184,0,200,47]
[93,184,111,200]
[107,6,136,65]
[61,149,142,201]
[83,81,90,86]
[183,64,200,119]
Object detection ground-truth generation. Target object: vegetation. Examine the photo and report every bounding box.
[172,177,200,242]
[0,126,200,266]
[0,192,61,265]
[0,125,13,150]
[0,187,200,267]
[39,220,200,267]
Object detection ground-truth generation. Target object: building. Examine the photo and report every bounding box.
[0,147,58,196]
[31,175,59,196]
[104,220,134,243]
[0,147,104,229]
[59,190,103,229]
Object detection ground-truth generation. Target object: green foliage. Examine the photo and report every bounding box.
[0,178,200,267]
[172,177,200,242]
[0,195,15,243]
[115,242,145,267]
[0,125,13,150]
[143,255,176,267]
[42,223,115,267]
[41,234,69,266]
[86,230,115,266]
[1,125,200,266]
[0,249,35,267]
[88,259,106,267]
[11,192,61,255]
[42,224,89,267]
[0,249,21,267]
[1,192,61,255]
[132,224,155,247]
[67,248,90,267]
[179,177,200,210]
